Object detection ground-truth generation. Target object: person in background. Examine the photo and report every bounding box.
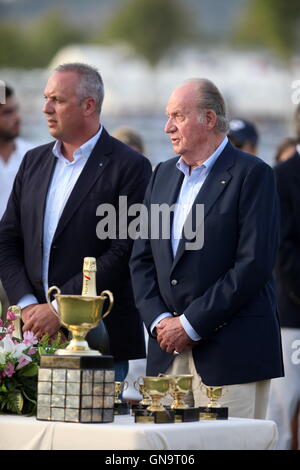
[0,63,152,381]
[111,126,145,154]
[130,78,283,418]
[228,118,259,155]
[111,125,149,403]
[267,141,300,449]
[0,84,33,315]
[274,137,297,164]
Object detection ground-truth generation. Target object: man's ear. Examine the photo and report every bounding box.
[205,109,218,130]
[82,97,96,116]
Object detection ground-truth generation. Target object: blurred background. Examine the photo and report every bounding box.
[1,0,300,166]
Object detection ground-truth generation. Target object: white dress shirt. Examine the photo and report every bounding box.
[151,136,228,341]
[0,138,33,219]
[18,127,102,309]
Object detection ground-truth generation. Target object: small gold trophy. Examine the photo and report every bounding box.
[167,374,199,422]
[114,381,130,415]
[131,377,152,415]
[199,385,228,420]
[134,376,175,423]
[47,257,114,355]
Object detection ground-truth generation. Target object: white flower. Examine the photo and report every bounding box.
[0,335,32,365]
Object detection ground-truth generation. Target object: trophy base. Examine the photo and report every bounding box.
[55,348,101,356]
[114,402,130,415]
[171,407,200,423]
[131,403,150,415]
[199,406,228,420]
[134,409,175,424]
[37,354,115,423]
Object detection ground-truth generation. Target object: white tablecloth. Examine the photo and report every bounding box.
[0,414,277,450]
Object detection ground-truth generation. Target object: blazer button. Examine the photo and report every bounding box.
[171,279,178,286]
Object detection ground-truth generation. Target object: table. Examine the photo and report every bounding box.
[0,414,277,450]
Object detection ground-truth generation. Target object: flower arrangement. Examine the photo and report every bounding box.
[0,309,68,415]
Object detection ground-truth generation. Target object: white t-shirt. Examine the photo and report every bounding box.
[0,138,33,218]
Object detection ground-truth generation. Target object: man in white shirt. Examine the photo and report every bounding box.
[0,84,32,314]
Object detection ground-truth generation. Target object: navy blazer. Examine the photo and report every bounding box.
[130,142,284,385]
[0,128,152,361]
[274,152,300,328]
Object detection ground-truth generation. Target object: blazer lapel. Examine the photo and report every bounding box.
[172,143,235,270]
[53,128,112,241]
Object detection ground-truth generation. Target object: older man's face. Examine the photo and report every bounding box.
[164,83,208,160]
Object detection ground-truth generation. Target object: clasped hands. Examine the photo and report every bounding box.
[156,316,197,354]
[21,303,61,339]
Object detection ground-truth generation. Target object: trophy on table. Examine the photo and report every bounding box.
[37,257,116,424]
[114,380,130,415]
[167,374,199,422]
[198,384,228,420]
[131,376,152,415]
[134,376,175,423]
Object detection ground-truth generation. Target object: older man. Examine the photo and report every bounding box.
[0,63,152,380]
[130,78,284,418]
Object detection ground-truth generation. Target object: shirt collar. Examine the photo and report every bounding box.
[52,125,103,164]
[176,136,228,177]
[297,144,300,156]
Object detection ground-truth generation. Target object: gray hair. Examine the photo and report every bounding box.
[54,62,104,114]
[185,78,229,133]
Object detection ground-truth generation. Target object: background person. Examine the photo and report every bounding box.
[0,84,33,315]
[227,118,259,155]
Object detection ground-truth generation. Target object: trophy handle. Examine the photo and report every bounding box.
[99,290,114,319]
[47,285,61,320]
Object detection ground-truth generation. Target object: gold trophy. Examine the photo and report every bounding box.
[47,257,114,356]
[134,376,174,423]
[161,374,199,422]
[199,385,228,420]
[131,377,152,415]
[114,381,130,415]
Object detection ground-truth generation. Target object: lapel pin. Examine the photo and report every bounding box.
[99,162,103,167]
[220,180,226,184]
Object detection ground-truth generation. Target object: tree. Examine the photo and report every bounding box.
[97,0,197,66]
[232,0,300,58]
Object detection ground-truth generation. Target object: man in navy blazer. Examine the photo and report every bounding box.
[130,78,284,418]
[0,63,152,380]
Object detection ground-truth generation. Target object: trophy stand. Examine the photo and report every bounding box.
[198,385,228,420]
[114,381,130,415]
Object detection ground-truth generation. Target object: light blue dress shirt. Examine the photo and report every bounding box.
[18,126,103,309]
[152,136,228,341]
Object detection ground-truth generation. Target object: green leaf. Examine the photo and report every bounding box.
[17,363,38,377]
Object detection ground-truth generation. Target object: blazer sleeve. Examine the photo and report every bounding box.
[59,155,153,295]
[130,163,171,334]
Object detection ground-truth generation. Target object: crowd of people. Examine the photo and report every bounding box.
[0,63,299,448]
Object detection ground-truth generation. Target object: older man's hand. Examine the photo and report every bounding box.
[22,303,61,339]
[156,316,197,354]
